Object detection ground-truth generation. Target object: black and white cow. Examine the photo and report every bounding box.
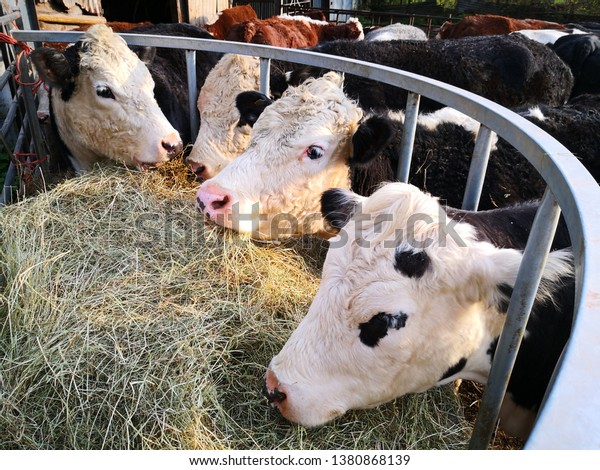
[265,182,574,440]
[349,93,600,207]
[196,74,599,239]
[552,33,600,98]
[31,23,222,171]
[187,33,574,180]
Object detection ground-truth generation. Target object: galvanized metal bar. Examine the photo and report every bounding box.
[0,94,18,136]
[17,54,46,163]
[469,188,562,449]
[0,11,21,26]
[1,160,17,206]
[10,28,600,449]
[462,125,495,211]
[0,64,15,89]
[185,50,198,143]
[396,92,421,182]
[259,57,271,96]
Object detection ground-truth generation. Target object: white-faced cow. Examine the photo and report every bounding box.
[195,74,600,240]
[265,182,574,440]
[186,53,284,180]
[31,23,221,171]
[187,34,573,180]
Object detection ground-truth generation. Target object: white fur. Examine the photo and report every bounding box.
[188,54,260,178]
[365,23,427,42]
[197,73,361,239]
[46,24,180,171]
[197,72,503,239]
[398,107,499,149]
[267,182,573,430]
[511,28,586,45]
[522,106,546,122]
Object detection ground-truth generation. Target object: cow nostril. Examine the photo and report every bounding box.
[211,194,230,211]
[194,164,206,177]
[266,387,287,405]
[162,140,182,154]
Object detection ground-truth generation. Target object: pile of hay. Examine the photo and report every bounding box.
[0,162,473,450]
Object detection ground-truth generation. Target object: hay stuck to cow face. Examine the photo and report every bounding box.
[0,164,475,449]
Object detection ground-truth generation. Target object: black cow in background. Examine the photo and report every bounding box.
[275,34,574,112]
[552,33,600,98]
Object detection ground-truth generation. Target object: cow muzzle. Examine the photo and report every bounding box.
[264,368,287,407]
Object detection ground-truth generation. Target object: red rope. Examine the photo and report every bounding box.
[0,32,43,92]
[0,31,32,53]
[14,152,47,168]
[13,152,48,189]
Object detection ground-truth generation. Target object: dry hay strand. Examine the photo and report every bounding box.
[0,163,473,450]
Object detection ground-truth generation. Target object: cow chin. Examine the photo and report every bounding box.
[268,383,348,428]
[133,157,169,171]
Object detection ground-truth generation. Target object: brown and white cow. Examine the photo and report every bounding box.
[224,15,363,48]
[31,24,187,171]
[265,182,574,439]
[437,14,566,39]
[205,4,258,40]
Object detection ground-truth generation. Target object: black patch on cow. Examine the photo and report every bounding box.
[359,312,408,347]
[351,116,397,167]
[321,188,359,230]
[236,91,274,127]
[394,249,430,278]
[495,283,514,314]
[440,357,467,381]
[30,43,82,101]
[134,46,157,65]
[487,337,499,362]
[444,203,572,251]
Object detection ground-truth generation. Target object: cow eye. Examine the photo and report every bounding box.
[306,145,324,160]
[96,86,115,100]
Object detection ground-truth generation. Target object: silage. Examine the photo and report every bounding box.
[0,163,472,449]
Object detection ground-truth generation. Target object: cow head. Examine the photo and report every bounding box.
[265,182,573,430]
[31,24,182,172]
[195,72,362,239]
[186,54,263,181]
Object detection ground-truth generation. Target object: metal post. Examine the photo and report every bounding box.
[462,125,495,211]
[259,57,271,96]
[396,92,421,183]
[186,50,198,143]
[18,54,46,163]
[469,188,562,449]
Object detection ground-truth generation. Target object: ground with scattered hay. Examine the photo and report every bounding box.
[0,159,516,449]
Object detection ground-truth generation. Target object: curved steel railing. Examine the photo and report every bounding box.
[10,29,600,450]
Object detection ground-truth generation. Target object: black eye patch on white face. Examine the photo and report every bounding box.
[359,312,408,347]
[394,249,430,278]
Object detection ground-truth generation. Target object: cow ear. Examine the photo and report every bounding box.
[469,245,573,308]
[321,188,364,230]
[351,116,397,167]
[133,46,157,65]
[30,47,73,89]
[235,91,273,127]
